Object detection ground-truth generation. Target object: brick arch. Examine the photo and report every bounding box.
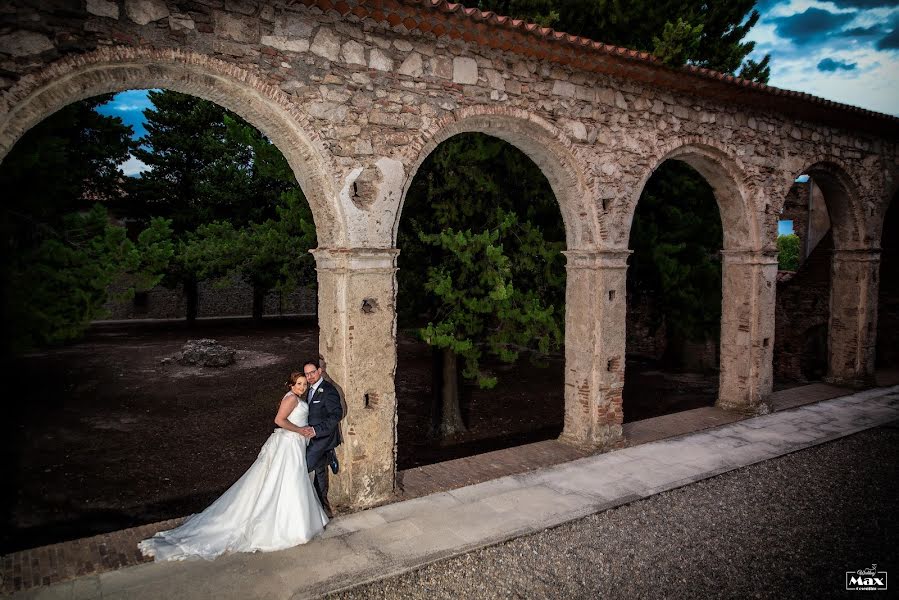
[776,159,865,250]
[618,136,759,251]
[394,105,596,250]
[0,46,347,247]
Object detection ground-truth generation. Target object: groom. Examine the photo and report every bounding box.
[298,358,342,517]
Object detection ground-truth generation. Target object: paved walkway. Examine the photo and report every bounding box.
[6,384,897,600]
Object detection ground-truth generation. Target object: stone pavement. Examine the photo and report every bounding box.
[6,384,897,600]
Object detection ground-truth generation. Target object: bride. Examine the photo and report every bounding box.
[138,372,329,561]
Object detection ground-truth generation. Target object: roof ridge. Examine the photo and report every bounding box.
[407,0,897,122]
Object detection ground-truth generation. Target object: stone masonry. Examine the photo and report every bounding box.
[2,0,898,511]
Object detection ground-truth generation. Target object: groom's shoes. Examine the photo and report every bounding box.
[329,451,340,475]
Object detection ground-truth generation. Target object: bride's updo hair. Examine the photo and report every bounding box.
[286,371,305,390]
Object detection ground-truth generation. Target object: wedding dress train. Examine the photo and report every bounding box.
[138,399,328,561]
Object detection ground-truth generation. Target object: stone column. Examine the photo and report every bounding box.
[827,249,880,386]
[312,247,400,510]
[717,249,778,412]
[559,249,630,450]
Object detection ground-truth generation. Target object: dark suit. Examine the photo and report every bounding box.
[306,379,342,513]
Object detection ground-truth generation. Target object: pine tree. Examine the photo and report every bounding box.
[398,133,565,435]
[126,91,307,321]
[0,96,139,355]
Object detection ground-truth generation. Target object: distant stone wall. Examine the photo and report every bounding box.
[773,234,833,382]
[781,183,811,258]
[781,180,831,261]
[102,275,316,321]
[626,295,719,371]
[877,199,899,368]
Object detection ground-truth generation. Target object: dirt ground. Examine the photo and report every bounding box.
[1,318,717,553]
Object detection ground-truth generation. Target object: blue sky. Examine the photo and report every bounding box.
[95,89,154,176]
[746,0,899,116]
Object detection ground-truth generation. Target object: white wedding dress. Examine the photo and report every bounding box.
[138,397,328,561]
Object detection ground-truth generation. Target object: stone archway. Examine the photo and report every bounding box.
[397,106,598,250]
[0,46,346,247]
[773,161,874,386]
[619,137,773,412]
[395,106,611,449]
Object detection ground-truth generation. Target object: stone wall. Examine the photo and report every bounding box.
[781,183,811,259]
[877,197,899,368]
[781,179,831,261]
[102,276,317,321]
[773,234,833,382]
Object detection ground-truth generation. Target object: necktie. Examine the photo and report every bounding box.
[307,386,315,402]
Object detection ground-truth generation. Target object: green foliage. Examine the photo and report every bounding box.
[132,217,176,291]
[777,234,801,271]
[417,212,562,388]
[128,90,315,311]
[178,191,315,296]
[399,133,565,387]
[4,205,140,352]
[0,96,138,355]
[653,18,703,67]
[628,162,723,347]
[127,91,279,232]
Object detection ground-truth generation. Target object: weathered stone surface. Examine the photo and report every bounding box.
[261,35,308,53]
[225,0,257,16]
[0,31,53,56]
[393,39,413,52]
[552,80,575,97]
[311,27,340,61]
[483,68,504,91]
[431,56,453,80]
[169,13,195,32]
[124,0,168,25]
[276,14,314,38]
[86,0,119,19]
[397,52,423,77]
[368,48,393,72]
[307,101,349,122]
[340,39,366,66]
[214,10,258,43]
[453,56,478,84]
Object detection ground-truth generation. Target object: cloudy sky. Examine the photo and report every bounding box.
[746,0,899,116]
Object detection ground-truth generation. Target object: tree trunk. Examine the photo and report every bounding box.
[428,346,443,437]
[251,285,265,322]
[437,348,466,437]
[184,278,198,324]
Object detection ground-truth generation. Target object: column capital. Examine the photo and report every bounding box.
[311,247,400,272]
[563,249,632,270]
[720,248,779,266]
[831,248,881,263]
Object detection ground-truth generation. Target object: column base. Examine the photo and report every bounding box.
[715,396,772,416]
[824,374,875,389]
[558,425,624,452]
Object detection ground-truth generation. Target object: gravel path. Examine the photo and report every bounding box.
[331,424,898,599]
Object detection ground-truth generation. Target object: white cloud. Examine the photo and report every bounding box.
[113,103,147,112]
[119,155,151,177]
[746,1,899,115]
